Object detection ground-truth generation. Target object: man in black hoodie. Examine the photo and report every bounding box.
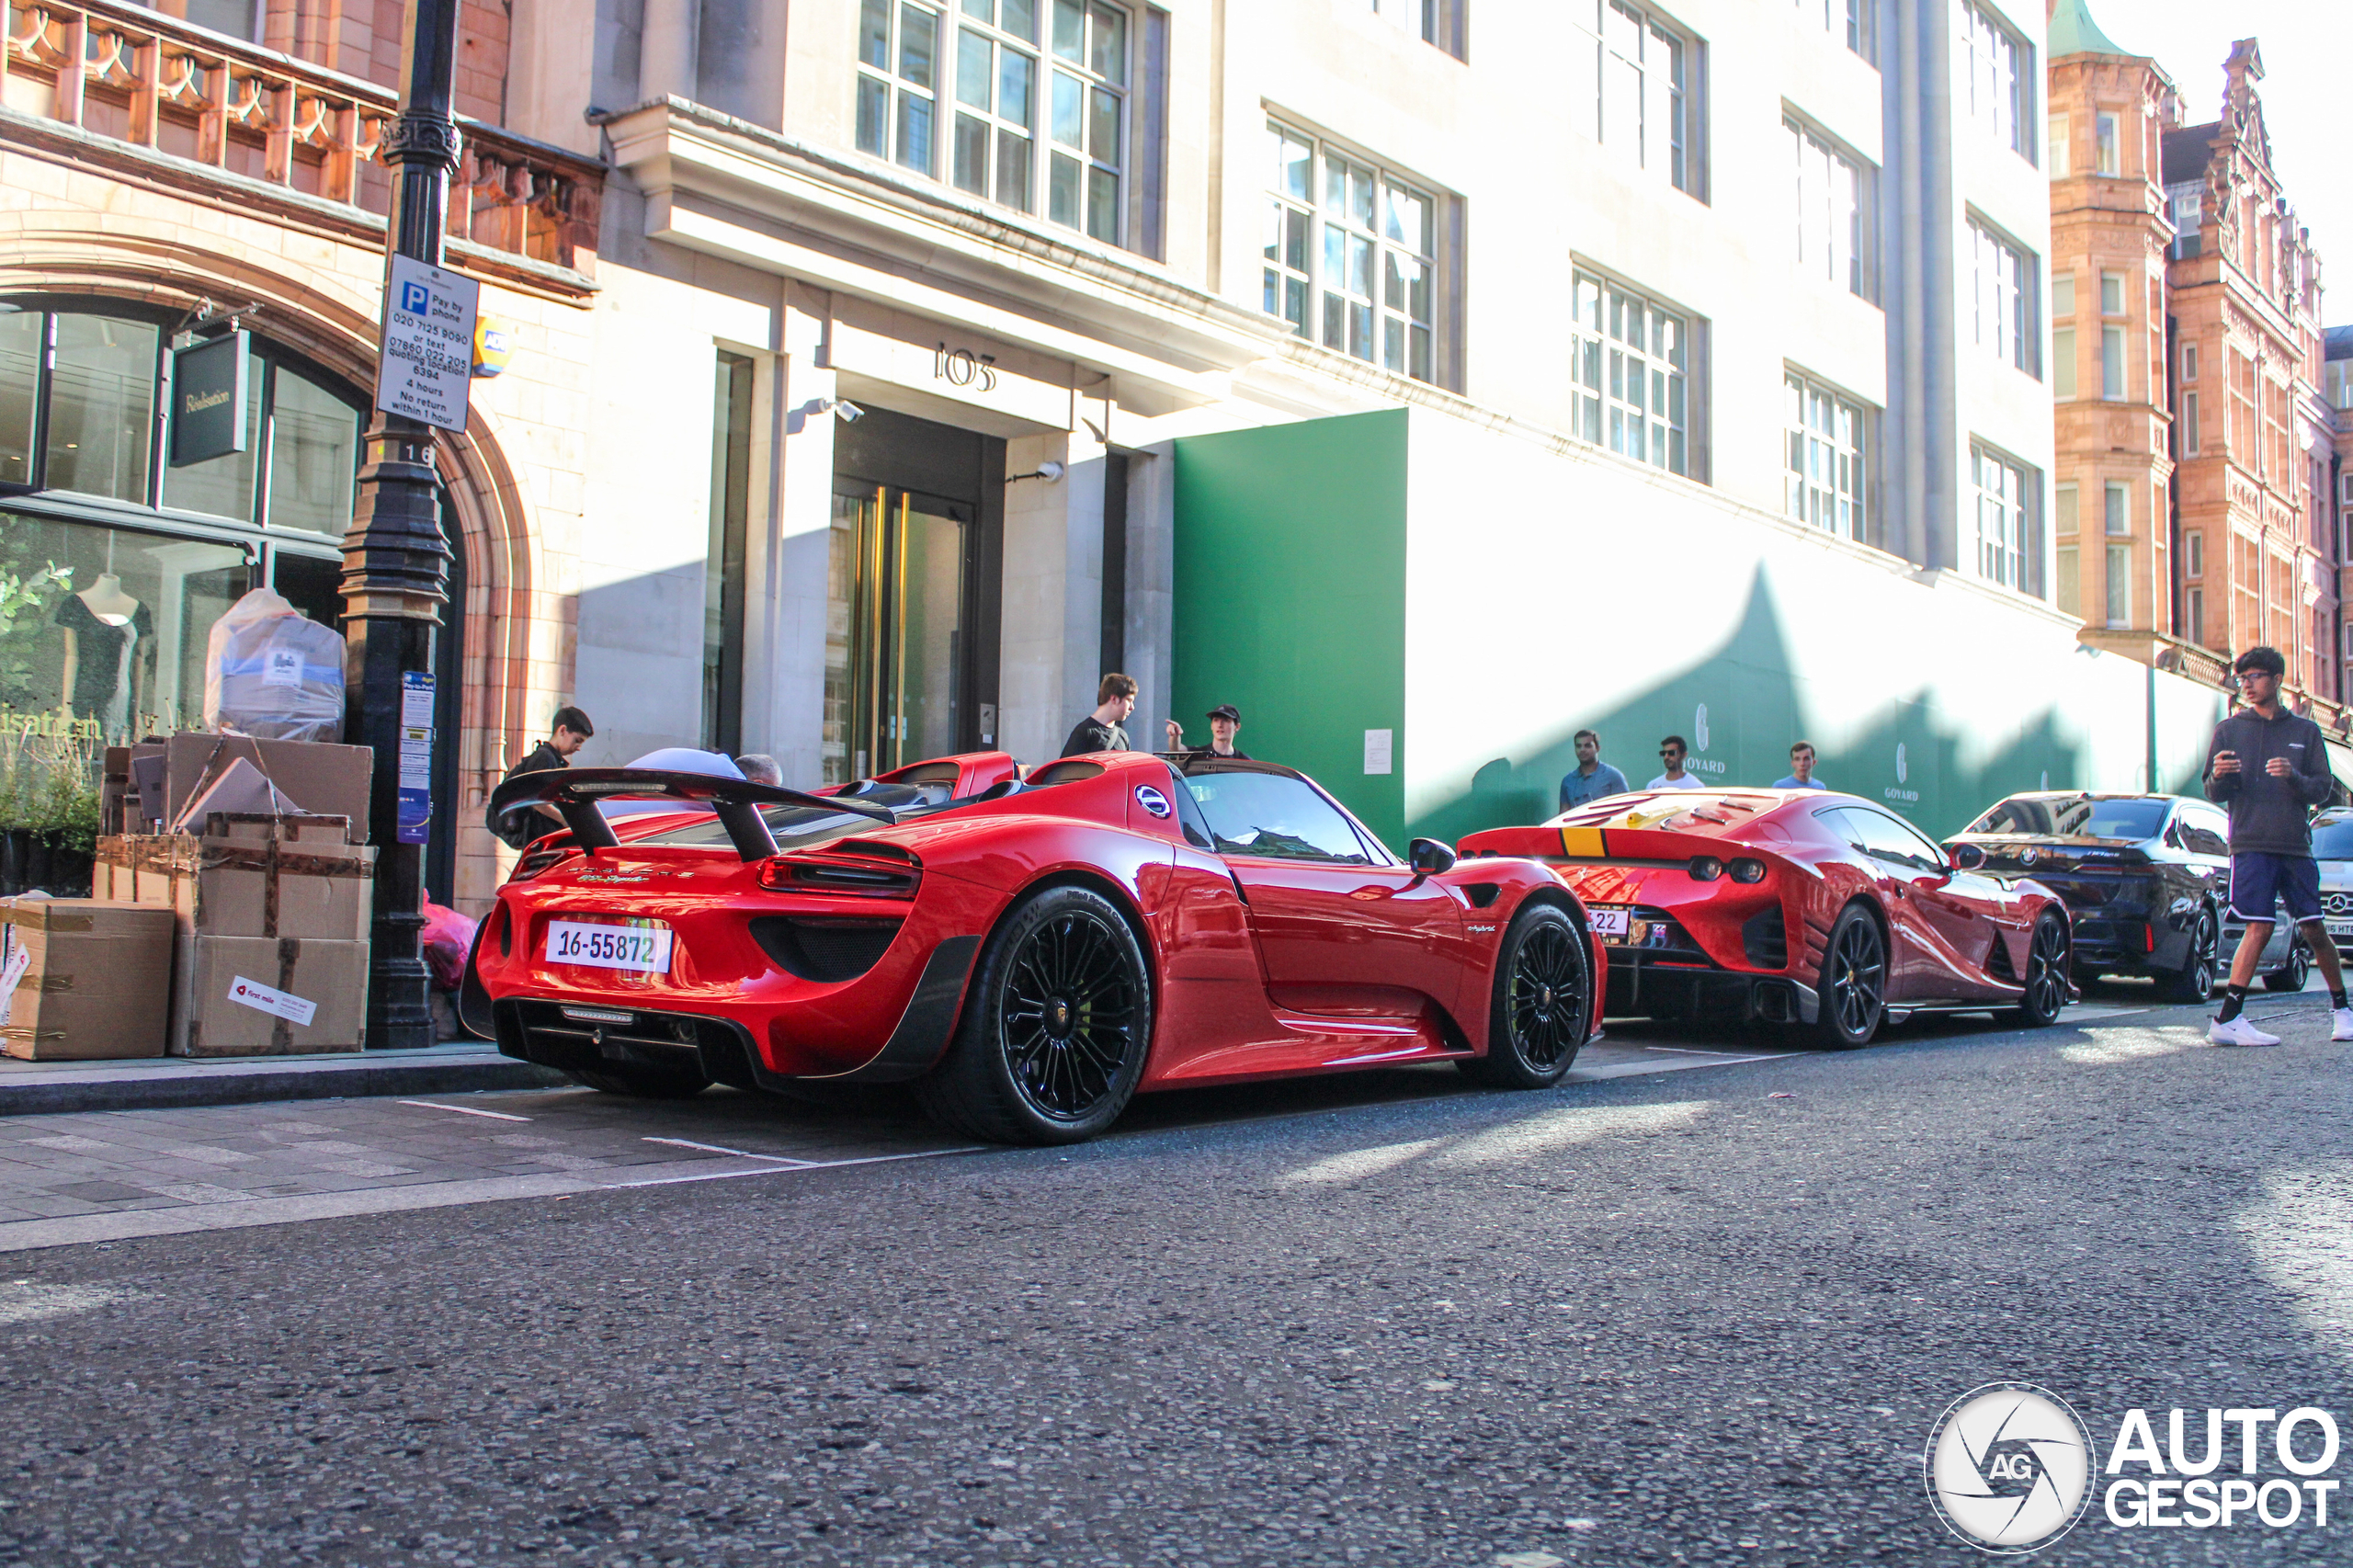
[2203,645,2352,1045]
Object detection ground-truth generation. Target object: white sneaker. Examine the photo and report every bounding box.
[2334,1008,2353,1043]
[2209,1015,2283,1047]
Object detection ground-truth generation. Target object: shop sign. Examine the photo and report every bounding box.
[169,331,249,468]
[374,255,480,432]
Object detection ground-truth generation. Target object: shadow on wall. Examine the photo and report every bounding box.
[570,566,717,766]
[1415,565,2102,846]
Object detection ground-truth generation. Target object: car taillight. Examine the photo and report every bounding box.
[1728,858,1767,883]
[509,846,576,882]
[756,855,921,897]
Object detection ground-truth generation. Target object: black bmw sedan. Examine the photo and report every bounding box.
[1946,792,2301,1000]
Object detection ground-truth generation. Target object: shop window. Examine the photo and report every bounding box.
[0,513,250,742]
[0,301,370,744]
[0,305,363,533]
[46,314,158,504]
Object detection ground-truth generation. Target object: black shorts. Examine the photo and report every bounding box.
[2228,853,2322,924]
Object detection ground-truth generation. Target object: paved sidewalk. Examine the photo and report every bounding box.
[0,1040,567,1117]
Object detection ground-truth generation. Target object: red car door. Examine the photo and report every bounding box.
[1837,807,2004,1000]
[1179,769,1465,1024]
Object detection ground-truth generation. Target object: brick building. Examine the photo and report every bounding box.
[2048,1,2338,716]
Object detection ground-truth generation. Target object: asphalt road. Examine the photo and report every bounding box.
[1,982,2349,1567]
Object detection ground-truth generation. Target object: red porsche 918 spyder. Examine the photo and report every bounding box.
[468,751,1607,1144]
[1456,789,2075,1048]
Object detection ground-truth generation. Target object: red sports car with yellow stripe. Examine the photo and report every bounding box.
[1457,789,2073,1048]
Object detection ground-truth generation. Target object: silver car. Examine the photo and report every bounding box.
[2313,810,2353,970]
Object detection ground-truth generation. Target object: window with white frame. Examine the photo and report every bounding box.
[2056,546,2078,616]
[2047,114,2070,177]
[2186,529,2204,580]
[2095,111,2120,175]
[1968,216,2038,375]
[1971,443,2035,591]
[2167,183,2202,257]
[2101,325,2125,400]
[1263,122,1439,384]
[2182,391,2200,455]
[2055,481,2077,537]
[1566,1,1701,198]
[1795,0,1870,62]
[1573,271,1693,476]
[2104,481,2129,536]
[2182,341,2199,383]
[2186,585,2205,645]
[1784,371,1868,541]
[1961,1,2032,161]
[858,0,1136,246]
[1788,119,1865,298]
[2105,543,2129,628]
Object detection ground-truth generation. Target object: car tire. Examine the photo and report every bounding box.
[568,1063,711,1098]
[1813,903,1887,1050]
[2005,911,2071,1028]
[1461,903,1592,1089]
[2154,909,2218,1005]
[915,884,1153,1146]
[2263,937,2312,994]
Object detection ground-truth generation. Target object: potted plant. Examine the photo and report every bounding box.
[0,725,99,897]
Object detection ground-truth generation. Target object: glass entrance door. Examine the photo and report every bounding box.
[824,486,969,783]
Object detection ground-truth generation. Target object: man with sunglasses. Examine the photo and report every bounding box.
[1646,734,1706,791]
[2204,644,2352,1045]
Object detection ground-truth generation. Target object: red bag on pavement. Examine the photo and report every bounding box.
[420,897,478,993]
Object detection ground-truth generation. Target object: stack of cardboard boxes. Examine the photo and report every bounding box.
[85,734,377,1056]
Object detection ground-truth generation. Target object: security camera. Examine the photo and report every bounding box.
[833,399,865,424]
[1037,460,1064,482]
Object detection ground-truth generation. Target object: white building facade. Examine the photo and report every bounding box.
[544,0,2059,783]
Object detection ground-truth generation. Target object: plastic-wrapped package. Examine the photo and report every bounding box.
[419,897,479,992]
[203,588,347,743]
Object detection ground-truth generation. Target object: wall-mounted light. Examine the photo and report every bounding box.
[1011,460,1064,484]
[814,397,865,424]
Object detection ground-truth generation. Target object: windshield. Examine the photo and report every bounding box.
[1963,796,2168,841]
[633,780,944,851]
[2313,818,2353,861]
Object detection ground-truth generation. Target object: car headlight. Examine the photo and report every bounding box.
[1728,858,1767,883]
[1687,856,1722,881]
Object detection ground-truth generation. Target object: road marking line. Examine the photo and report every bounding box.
[1638,1046,1793,1059]
[602,1146,985,1188]
[641,1136,810,1164]
[398,1100,533,1122]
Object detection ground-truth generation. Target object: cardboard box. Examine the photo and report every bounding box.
[163,733,372,846]
[0,899,176,1060]
[93,822,373,942]
[176,935,368,1055]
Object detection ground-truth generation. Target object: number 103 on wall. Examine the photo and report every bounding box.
[934,343,997,392]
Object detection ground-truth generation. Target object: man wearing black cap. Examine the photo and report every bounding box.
[1165,704,1251,762]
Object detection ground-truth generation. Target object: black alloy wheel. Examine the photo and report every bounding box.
[2006,911,2071,1027]
[2264,936,2312,994]
[1461,903,1592,1088]
[2155,908,2218,1005]
[1813,903,1886,1050]
[916,884,1152,1145]
[571,1062,711,1098]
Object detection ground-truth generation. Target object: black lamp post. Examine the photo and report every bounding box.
[343,0,461,1051]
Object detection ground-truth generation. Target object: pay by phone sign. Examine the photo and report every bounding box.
[375,255,480,432]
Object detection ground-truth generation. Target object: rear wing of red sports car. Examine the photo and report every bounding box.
[488,767,897,861]
[1459,822,1803,881]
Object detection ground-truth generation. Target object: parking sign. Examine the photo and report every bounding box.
[375,255,480,432]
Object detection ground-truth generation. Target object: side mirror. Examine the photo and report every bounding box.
[1949,842,1987,871]
[1408,837,1457,876]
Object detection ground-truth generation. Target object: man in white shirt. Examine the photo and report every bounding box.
[1646,734,1707,790]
